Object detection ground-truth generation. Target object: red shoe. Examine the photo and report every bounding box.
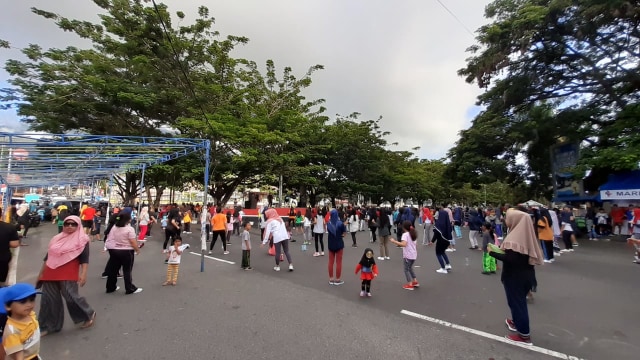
[504,333,532,346]
[402,283,414,291]
[505,318,517,332]
[411,281,420,288]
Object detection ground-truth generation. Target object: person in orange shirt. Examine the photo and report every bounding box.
[209,207,228,255]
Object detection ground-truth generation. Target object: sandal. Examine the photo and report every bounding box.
[171,281,176,286]
[162,281,170,286]
[81,312,96,329]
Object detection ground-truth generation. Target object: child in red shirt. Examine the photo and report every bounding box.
[355,248,379,297]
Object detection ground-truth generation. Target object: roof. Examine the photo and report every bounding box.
[599,170,640,191]
[0,133,209,188]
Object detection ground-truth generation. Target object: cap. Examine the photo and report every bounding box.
[2,283,41,305]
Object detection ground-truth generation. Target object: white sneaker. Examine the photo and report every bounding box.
[554,252,562,257]
[273,266,280,272]
[288,264,294,271]
[543,259,552,263]
[385,256,390,260]
[313,252,320,257]
[445,248,454,252]
[445,264,452,270]
[320,252,325,256]
[223,251,230,255]
[436,268,448,274]
[133,288,143,294]
[208,251,212,255]
[377,257,384,260]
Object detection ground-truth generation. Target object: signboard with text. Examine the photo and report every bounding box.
[551,142,583,200]
[600,189,640,201]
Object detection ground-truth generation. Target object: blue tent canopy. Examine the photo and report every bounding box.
[599,170,640,201]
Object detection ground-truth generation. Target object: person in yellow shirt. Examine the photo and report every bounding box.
[183,211,192,234]
[209,207,228,255]
[2,283,41,360]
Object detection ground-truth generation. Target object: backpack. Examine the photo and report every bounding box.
[58,209,69,221]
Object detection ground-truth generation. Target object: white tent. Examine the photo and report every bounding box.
[522,200,545,208]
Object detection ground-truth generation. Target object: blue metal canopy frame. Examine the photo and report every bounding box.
[0,133,209,187]
[0,132,212,271]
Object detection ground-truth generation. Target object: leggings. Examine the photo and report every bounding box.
[370,227,377,242]
[274,240,292,265]
[562,230,573,250]
[138,225,148,241]
[350,232,357,246]
[314,232,324,252]
[163,228,176,249]
[210,230,227,251]
[361,279,371,293]
[403,258,416,282]
[328,249,343,279]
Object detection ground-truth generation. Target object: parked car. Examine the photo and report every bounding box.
[53,200,81,216]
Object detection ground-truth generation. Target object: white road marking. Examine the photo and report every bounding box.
[189,252,235,265]
[400,310,584,360]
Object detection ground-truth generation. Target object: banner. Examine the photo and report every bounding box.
[551,142,582,200]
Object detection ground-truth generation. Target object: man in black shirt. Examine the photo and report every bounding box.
[0,208,21,285]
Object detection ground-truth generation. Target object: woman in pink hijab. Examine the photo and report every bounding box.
[37,215,96,336]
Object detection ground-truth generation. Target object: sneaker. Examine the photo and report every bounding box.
[223,251,230,255]
[436,268,448,274]
[245,267,253,271]
[505,318,517,332]
[504,333,532,346]
[567,249,575,252]
[334,279,344,285]
[320,252,325,256]
[411,281,420,288]
[543,259,552,263]
[385,256,390,260]
[132,288,143,294]
[402,283,415,290]
[367,292,372,297]
[445,264,452,270]
[313,252,320,257]
[208,251,212,255]
[554,252,562,257]
[360,291,366,297]
[288,264,294,271]
[377,257,385,260]
[573,243,579,247]
[445,248,454,252]
[352,244,357,247]
[329,280,335,285]
[101,274,107,279]
[273,266,280,272]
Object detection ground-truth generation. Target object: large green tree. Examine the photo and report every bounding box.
[454,0,640,198]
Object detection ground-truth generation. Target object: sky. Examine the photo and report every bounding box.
[0,0,491,159]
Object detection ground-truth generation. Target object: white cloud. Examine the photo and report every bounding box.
[0,0,492,159]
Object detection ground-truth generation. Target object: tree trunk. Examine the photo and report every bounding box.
[114,172,140,206]
[153,186,165,209]
[298,184,308,208]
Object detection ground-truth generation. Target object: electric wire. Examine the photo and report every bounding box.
[433,0,475,37]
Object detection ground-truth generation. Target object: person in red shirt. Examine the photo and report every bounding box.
[610,204,625,235]
[80,204,96,235]
[36,215,95,335]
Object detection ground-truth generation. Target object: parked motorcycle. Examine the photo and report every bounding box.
[29,211,41,228]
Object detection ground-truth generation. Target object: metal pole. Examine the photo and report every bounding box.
[137,166,146,235]
[201,140,211,272]
[105,175,113,226]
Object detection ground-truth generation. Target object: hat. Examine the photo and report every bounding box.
[2,283,41,305]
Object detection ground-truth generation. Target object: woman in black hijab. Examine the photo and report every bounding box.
[430,209,453,274]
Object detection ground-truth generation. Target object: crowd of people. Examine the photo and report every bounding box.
[1,198,639,358]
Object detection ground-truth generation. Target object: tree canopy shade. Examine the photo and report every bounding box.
[450,0,640,197]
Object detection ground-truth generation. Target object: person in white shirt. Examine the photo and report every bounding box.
[162,237,189,286]
[261,209,294,272]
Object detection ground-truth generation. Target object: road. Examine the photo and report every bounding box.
[15,220,639,359]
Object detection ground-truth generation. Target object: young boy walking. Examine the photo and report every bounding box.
[162,237,189,286]
[241,222,252,270]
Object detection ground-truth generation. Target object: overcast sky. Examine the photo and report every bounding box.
[0,0,491,159]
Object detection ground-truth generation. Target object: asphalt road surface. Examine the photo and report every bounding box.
[15,221,639,360]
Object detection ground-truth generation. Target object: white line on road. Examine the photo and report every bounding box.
[400,310,583,360]
[189,252,236,265]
